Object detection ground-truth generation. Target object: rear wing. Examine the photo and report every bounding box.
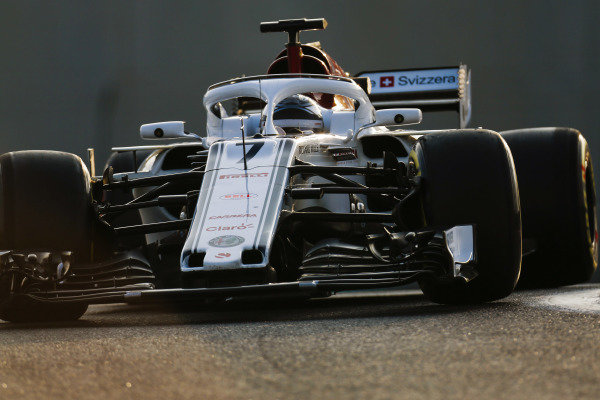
[355,65,471,128]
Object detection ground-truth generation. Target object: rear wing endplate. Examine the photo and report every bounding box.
[355,65,471,128]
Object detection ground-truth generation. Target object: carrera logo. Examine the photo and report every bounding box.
[207,223,254,232]
[215,252,231,259]
[219,193,258,200]
[398,75,457,86]
[209,214,257,220]
[219,173,269,179]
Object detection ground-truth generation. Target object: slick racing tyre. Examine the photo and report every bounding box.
[501,128,598,287]
[414,130,522,304]
[0,150,95,322]
[0,293,88,323]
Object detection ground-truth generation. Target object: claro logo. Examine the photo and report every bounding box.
[219,193,258,200]
[398,75,457,86]
[206,223,254,232]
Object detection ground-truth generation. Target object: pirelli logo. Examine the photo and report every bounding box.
[219,173,269,179]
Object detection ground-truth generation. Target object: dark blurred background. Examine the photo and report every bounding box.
[1,1,598,272]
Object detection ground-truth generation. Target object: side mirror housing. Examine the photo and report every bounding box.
[375,108,422,126]
[140,121,199,140]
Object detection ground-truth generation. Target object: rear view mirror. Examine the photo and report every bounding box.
[140,121,200,140]
[375,108,422,126]
[351,108,424,142]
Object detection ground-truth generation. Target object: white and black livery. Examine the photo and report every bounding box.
[0,18,597,322]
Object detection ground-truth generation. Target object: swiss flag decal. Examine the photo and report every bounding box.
[380,76,395,88]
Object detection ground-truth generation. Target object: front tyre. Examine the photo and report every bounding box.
[0,150,96,322]
[414,130,522,304]
[0,295,88,323]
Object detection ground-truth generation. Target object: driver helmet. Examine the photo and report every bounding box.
[273,94,324,133]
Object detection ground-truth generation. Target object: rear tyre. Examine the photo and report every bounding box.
[501,128,598,287]
[414,130,522,304]
[0,150,95,322]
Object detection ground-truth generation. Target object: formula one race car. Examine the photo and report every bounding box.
[0,18,597,322]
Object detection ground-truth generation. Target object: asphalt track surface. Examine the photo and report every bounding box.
[1,284,600,400]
